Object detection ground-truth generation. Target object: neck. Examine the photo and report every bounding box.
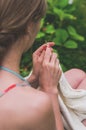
[0,41,30,90]
[1,46,23,74]
[0,50,25,90]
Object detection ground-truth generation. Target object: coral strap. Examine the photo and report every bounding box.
[0,84,16,97]
[4,84,16,93]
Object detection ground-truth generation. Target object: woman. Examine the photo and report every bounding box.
[0,0,64,130]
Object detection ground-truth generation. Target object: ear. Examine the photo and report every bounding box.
[26,21,40,43]
[27,22,34,31]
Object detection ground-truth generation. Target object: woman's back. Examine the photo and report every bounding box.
[0,0,64,129]
[0,84,56,130]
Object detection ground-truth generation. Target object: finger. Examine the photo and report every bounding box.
[47,42,55,47]
[34,42,54,56]
[38,50,45,63]
[34,44,47,56]
[56,59,60,68]
[57,69,62,80]
[43,47,52,63]
[54,59,60,73]
[50,53,57,64]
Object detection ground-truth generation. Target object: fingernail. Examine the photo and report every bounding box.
[47,42,55,47]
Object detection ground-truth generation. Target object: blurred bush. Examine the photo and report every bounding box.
[21,0,86,76]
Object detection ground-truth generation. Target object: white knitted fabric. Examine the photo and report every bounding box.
[59,72,86,130]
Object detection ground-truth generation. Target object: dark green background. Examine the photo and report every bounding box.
[21,0,86,76]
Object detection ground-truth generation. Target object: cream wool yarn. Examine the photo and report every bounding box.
[59,72,86,130]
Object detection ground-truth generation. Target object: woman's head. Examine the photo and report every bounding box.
[0,0,46,58]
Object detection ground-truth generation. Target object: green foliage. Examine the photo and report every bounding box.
[67,26,85,41]
[35,0,86,71]
[64,40,78,49]
[21,0,86,76]
[36,0,85,50]
[20,49,33,76]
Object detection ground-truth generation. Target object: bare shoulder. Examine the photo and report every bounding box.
[21,86,56,130]
[0,86,56,130]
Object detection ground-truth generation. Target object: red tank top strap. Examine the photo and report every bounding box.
[0,84,16,97]
[0,82,29,97]
[4,84,16,93]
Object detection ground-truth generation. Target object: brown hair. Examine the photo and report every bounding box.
[0,0,46,58]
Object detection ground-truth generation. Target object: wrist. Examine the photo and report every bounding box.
[28,73,39,88]
[28,73,36,82]
[40,86,58,95]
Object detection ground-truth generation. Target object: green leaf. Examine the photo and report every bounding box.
[45,25,55,34]
[68,26,85,41]
[54,29,69,45]
[57,0,69,8]
[67,26,77,34]
[53,37,62,46]
[63,13,76,20]
[72,34,85,41]
[64,5,76,13]
[53,8,76,21]
[48,0,57,7]
[36,32,45,39]
[47,0,52,5]
[64,40,78,48]
[40,19,44,28]
[53,49,59,54]
[53,8,64,21]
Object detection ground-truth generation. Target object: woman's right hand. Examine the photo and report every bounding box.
[39,47,64,130]
[39,46,62,94]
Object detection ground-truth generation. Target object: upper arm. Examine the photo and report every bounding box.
[26,92,56,130]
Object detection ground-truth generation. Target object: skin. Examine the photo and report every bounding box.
[64,69,86,89]
[29,43,86,128]
[0,84,55,130]
[0,19,63,130]
[29,42,55,88]
[38,46,64,130]
[29,43,64,130]
[30,51,86,128]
